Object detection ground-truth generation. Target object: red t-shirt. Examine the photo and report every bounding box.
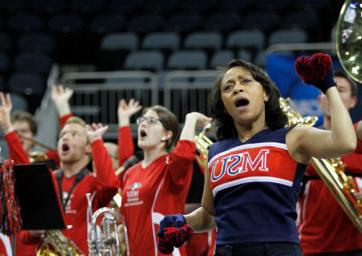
[118,126,195,256]
[298,140,362,254]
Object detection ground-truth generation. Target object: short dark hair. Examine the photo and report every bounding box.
[11,111,37,135]
[334,70,358,97]
[209,59,288,140]
[142,105,180,151]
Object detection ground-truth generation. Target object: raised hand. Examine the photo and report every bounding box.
[185,112,212,129]
[0,92,13,133]
[295,52,336,93]
[51,84,73,116]
[118,99,142,127]
[86,123,109,143]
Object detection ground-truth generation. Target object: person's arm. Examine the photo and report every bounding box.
[87,123,119,208]
[287,87,356,163]
[87,123,119,187]
[167,112,211,183]
[117,99,141,166]
[184,158,216,233]
[291,53,357,162]
[355,121,362,153]
[356,121,362,141]
[5,131,31,164]
[51,85,73,119]
[0,93,30,164]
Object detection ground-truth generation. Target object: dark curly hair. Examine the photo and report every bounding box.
[209,59,288,140]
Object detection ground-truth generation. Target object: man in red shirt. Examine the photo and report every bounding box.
[0,92,118,255]
[298,71,362,256]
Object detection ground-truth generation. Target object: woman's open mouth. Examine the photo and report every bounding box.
[234,98,250,109]
[139,129,147,138]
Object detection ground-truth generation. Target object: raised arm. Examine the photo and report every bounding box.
[179,112,212,141]
[87,123,119,187]
[289,53,357,163]
[117,99,141,166]
[167,112,211,183]
[51,84,73,126]
[0,93,30,164]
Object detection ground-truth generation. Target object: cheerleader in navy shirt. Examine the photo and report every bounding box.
[158,54,357,256]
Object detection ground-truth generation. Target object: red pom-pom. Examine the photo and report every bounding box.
[158,236,174,254]
[295,52,332,85]
[310,52,332,81]
[0,160,22,236]
[163,224,194,248]
[295,56,314,84]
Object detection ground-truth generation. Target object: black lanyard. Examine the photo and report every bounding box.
[56,167,89,211]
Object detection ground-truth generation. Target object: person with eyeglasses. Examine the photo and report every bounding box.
[115,99,210,256]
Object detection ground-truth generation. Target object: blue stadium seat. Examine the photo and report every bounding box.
[100,33,139,51]
[89,15,124,35]
[0,33,11,52]
[105,0,144,14]
[268,29,308,45]
[143,0,178,14]
[142,32,180,51]
[226,30,265,51]
[127,15,164,34]
[218,0,254,12]
[17,33,55,54]
[168,51,207,70]
[203,13,240,32]
[242,13,279,33]
[281,10,319,32]
[48,13,85,33]
[9,72,45,96]
[70,0,104,15]
[124,51,164,71]
[210,50,234,67]
[238,50,252,62]
[179,0,217,13]
[184,32,222,50]
[254,51,266,68]
[0,0,31,12]
[8,13,44,32]
[165,14,202,33]
[31,0,66,14]
[14,53,52,75]
[98,33,139,70]
[0,53,10,73]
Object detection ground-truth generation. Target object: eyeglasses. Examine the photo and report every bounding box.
[136,116,160,125]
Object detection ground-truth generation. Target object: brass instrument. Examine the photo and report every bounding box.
[29,151,49,162]
[36,230,82,256]
[280,97,362,232]
[194,123,214,168]
[86,193,128,256]
[336,0,362,83]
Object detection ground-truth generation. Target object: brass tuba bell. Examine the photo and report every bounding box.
[336,0,362,83]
